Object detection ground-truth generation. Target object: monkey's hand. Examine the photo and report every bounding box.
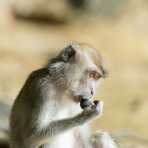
[78,100,103,125]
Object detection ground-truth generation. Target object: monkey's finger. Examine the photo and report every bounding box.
[92,100,104,115]
[93,100,99,106]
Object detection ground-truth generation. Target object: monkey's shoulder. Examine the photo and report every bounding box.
[28,68,49,80]
[17,68,52,98]
[25,68,52,86]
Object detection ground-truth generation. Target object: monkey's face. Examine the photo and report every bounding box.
[62,43,107,103]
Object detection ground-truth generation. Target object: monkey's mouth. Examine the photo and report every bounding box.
[72,95,83,103]
[77,95,84,102]
[75,95,91,103]
[74,95,94,109]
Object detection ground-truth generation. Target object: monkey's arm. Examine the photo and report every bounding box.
[27,103,101,147]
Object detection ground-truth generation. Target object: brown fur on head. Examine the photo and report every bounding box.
[48,42,107,102]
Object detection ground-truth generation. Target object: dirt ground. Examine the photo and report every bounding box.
[0,0,148,147]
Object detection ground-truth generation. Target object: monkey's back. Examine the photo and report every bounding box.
[9,68,53,148]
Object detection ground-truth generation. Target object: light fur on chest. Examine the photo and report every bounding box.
[50,129,75,148]
[39,106,79,148]
[37,96,82,147]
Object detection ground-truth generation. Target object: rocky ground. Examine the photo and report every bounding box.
[0,0,148,147]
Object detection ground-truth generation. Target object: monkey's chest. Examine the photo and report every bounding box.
[50,130,76,148]
[49,111,74,148]
[49,108,81,148]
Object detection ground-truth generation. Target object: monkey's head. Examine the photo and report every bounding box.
[48,42,107,103]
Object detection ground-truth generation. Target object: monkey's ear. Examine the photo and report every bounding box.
[62,44,76,62]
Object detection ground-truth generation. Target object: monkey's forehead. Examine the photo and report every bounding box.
[71,42,108,77]
[71,42,103,65]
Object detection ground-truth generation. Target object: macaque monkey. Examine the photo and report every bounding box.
[5,42,117,148]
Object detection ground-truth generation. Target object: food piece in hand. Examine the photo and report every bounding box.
[80,99,104,118]
[80,98,92,109]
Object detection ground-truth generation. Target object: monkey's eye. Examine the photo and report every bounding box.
[89,71,101,80]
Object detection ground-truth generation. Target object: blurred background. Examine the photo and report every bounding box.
[0,0,148,147]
